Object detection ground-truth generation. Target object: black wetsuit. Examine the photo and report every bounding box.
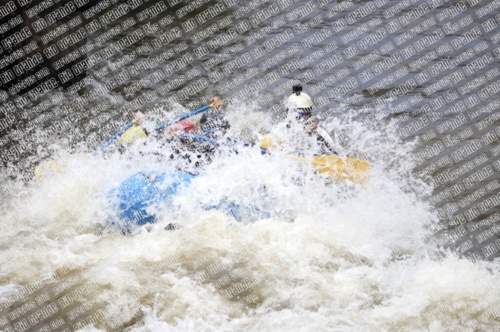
[168,138,216,169]
[200,109,230,134]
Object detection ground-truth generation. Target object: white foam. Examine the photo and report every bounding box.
[0,103,498,331]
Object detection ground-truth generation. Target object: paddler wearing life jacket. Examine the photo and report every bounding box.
[119,111,148,146]
[198,97,230,138]
[166,97,228,169]
[261,84,337,155]
[199,97,250,153]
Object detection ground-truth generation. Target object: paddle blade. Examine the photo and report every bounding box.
[311,155,371,184]
[290,154,371,184]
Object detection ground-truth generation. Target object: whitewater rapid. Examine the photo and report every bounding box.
[1,106,499,331]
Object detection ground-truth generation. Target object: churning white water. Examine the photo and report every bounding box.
[1,102,499,331]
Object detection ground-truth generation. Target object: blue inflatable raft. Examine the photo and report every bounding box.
[109,170,270,229]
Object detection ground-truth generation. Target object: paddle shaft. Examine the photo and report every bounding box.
[178,133,219,145]
[154,105,212,132]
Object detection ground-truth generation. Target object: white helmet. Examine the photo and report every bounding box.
[287,92,313,109]
[287,83,313,110]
